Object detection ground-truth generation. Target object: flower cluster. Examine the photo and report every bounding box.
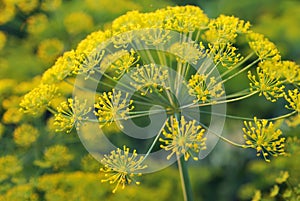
[20,84,58,115]
[100,146,147,193]
[160,116,206,161]
[94,90,134,128]
[188,74,224,103]
[34,145,74,170]
[18,5,300,193]
[242,117,286,162]
[54,97,91,133]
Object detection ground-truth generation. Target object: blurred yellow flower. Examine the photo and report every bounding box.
[0,155,22,182]
[37,38,64,63]
[34,145,74,170]
[0,0,15,25]
[64,12,94,35]
[26,13,48,35]
[2,107,24,124]
[13,124,39,148]
[16,0,39,13]
[1,184,38,201]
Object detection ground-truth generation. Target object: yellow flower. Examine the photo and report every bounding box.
[269,185,280,197]
[37,38,64,63]
[130,64,169,95]
[76,30,109,56]
[106,49,140,78]
[188,73,224,103]
[54,97,91,133]
[2,107,24,124]
[209,42,242,67]
[0,0,15,25]
[275,171,289,184]
[279,61,300,83]
[163,5,209,32]
[20,84,58,115]
[26,14,48,35]
[284,89,300,112]
[94,89,134,127]
[13,124,39,148]
[41,50,77,84]
[242,117,286,162]
[248,67,285,102]
[205,14,250,44]
[160,116,206,161]
[251,190,261,201]
[34,145,74,170]
[0,155,22,182]
[64,12,94,35]
[247,32,281,61]
[2,184,39,201]
[0,31,6,50]
[100,145,147,193]
[16,0,39,13]
[76,49,105,79]
[169,41,205,64]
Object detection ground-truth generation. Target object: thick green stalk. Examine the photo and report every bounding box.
[177,155,193,201]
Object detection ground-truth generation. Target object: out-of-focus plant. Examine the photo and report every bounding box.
[238,137,300,201]
[19,5,300,200]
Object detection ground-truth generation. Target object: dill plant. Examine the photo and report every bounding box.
[20,5,300,200]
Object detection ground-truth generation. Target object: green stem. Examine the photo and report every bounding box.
[177,155,193,201]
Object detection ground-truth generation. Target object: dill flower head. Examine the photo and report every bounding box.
[247,32,281,61]
[20,84,58,115]
[2,184,39,201]
[160,116,206,161]
[13,124,39,148]
[242,117,286,162]
[34,145,74,170]
[0,155,23,182]
[100,145,147,193]
[16,0,39,13]
[0,0,15,25]
[41,50,77,84]
[22,5,300,176]
[54,97,91,133]
[130,64,169,95]
[188,73,224,103]
[94,89,134,128]
[284,89,300,112]
[248,67,285,102]
[37,38,64,63]
[26,14,48,35]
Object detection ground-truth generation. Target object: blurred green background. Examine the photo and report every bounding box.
[0,0,299,200]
